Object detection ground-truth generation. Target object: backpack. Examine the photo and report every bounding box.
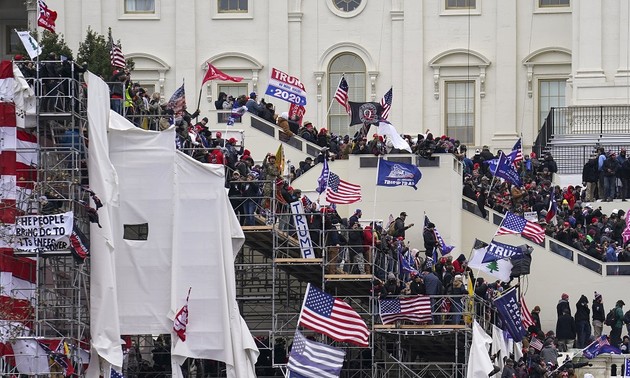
[387,220,397,237]
[604,308,618,326]
[623,310,630,325]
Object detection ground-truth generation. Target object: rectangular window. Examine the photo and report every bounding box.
[445,81,475,145]
[446,0,476,9]
[538,79,566,129]
[328,73,366,137]
[123,223,149,240]
[539,0,569,7]
[125,0,155,13]
[218,0,248,13]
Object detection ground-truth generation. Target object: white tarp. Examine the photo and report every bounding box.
[85,72,258,377]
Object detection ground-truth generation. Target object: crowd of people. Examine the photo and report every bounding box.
[102,78,630,377]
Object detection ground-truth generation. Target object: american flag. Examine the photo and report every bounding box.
[520,295,535,330]
[109,36,126,68]
[287,330,346,378]
[511,138,523,167]
[334,76,350,114]
[379,296,432,325]
[167,83,186,116]
[325,172,361,205]
[110,367,125,378]
[298,283,369,347]
[496,212,545,244]
[380,87,393,120]
[529,336,543,351]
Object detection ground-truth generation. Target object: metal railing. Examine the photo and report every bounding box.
[462,196,630,276]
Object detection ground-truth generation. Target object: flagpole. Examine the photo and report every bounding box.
[371,158,381,276]
[195,86,203,121]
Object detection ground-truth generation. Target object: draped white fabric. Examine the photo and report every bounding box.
[86,72,258,377]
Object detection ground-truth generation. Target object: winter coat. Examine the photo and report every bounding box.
[556,313,576,340]
[574,295,590,322]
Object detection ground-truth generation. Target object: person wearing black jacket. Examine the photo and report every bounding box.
[582,155,599,201]
[348,222,366,274]
[574,294,591,348]
[556,308,576,351]
[592,292,605,337]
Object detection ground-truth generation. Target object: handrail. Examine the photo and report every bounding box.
[461,196,630,276]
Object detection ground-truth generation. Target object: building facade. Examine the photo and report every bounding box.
[2,0,630,150]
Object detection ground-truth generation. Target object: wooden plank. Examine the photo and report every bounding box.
[324,274,372,280]
[242,225,273,231]
[374,324,468,330]
[275,258,323,264]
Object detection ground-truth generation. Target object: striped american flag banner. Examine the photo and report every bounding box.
[529,336,543,351]
[380,87,393,120]
[109,36,126,68]
[334,76,350,114]
[520,295,535,330]
[325,171,361,205]
[379,296,432,325]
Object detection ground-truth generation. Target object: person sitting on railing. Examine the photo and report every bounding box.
[258,101,277,124]
[298,122,317,143]
[276,112,294,142]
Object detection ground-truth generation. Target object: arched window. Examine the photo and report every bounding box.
[328,53,366,137]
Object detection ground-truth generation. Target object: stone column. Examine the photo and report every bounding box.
[390,0,404,128]
[25,0,37,31]
[491,0,519,147]
[174,0,197,109]
[288,0,303,79]
[572,0,605,81]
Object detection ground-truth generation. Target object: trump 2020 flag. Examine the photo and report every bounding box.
[298,283,369,347]
[493,287,526,342]
[287,329,345,378]
[173,287,191,342]
[492,151,522,187]
[377,159,421,190]
[468,239,513,282]
[481,240,523,263]
[623,358,630,377]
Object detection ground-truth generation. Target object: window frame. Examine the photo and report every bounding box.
[441,0,481,16]
[444,80,476,146]
[535,0,571,14]
[537,78,567,131]
[119,0,160,20]
[327,53,367,137]
[326,0,367,18]
[213,0,253,19]
[123,223,149,241]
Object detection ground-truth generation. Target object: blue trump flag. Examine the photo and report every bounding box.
[493,287,526,342]
[376,159,422,190]
[316,159,330,194]
[481,240,524,263]
[583,335,622,359]
[492,151,522,187]
[398,241,419,275]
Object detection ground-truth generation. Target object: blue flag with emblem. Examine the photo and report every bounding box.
[377,159,422,190]
[398,241,419,275]
[481,240,523,263]
[493,287,526,342]
[491,151,522,187]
